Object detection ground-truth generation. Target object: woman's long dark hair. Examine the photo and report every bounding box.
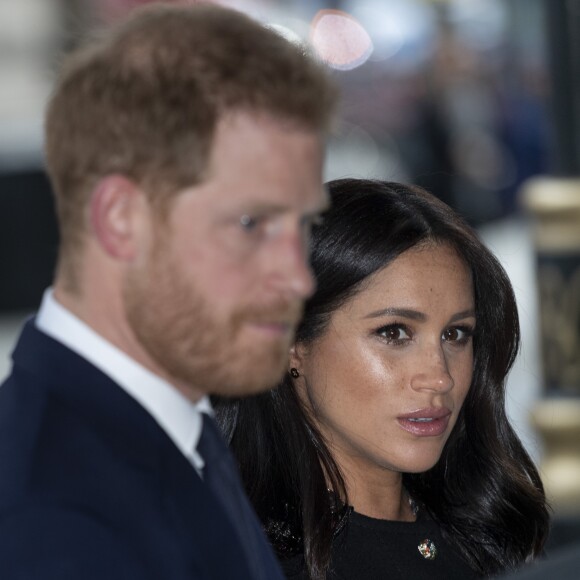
[214,179,549,579]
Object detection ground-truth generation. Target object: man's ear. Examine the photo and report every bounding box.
[89,175,145,261]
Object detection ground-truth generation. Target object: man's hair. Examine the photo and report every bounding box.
[44,2,337,275]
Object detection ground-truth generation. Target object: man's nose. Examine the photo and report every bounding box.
[268,228,316,300]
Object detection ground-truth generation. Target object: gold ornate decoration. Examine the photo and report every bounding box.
[521,176,580,515]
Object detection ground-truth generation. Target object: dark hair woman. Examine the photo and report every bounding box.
[214,179,549,579]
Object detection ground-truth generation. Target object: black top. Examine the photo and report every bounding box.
[281,508,479,580]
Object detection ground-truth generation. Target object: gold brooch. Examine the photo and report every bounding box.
[418,539,437,560]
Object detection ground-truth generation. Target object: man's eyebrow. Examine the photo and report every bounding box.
[317,188,331,213]
[235,203,287,214]
[233,196,330,216]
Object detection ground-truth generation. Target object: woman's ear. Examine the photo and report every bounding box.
[288,343,308,375]
[288,343,313,410]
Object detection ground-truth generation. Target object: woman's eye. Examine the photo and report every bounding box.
[442,326,473,344]
[377,325,411,342]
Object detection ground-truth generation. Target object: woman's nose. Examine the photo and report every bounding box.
[410,347,454,393]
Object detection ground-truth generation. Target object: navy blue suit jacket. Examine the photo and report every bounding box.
[0,320,283,579]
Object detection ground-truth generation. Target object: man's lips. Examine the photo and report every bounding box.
[249,321,295,337]
[397,407,452,437]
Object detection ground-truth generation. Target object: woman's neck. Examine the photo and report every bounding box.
[338,462,416,522]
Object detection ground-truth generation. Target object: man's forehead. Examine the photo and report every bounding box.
[221,193,329,213]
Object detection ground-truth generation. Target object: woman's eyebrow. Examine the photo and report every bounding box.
[364,308,426,321]
[364,307,476,322]
[449,309,476,322]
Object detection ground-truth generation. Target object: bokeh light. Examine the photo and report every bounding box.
[310,10,373,71]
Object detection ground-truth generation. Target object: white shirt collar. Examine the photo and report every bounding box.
[36,288,211,474]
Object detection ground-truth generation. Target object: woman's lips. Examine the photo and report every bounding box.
[397,408,451,437]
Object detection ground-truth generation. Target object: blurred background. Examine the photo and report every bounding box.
[1,0,579,548]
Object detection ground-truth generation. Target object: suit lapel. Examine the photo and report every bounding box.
[160,439,253,579]
[11,321,274,579]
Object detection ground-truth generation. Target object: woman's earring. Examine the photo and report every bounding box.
[290,368,300,379]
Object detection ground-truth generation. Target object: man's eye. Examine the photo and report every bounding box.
[239,215,258,231]
[306,214,325,228]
